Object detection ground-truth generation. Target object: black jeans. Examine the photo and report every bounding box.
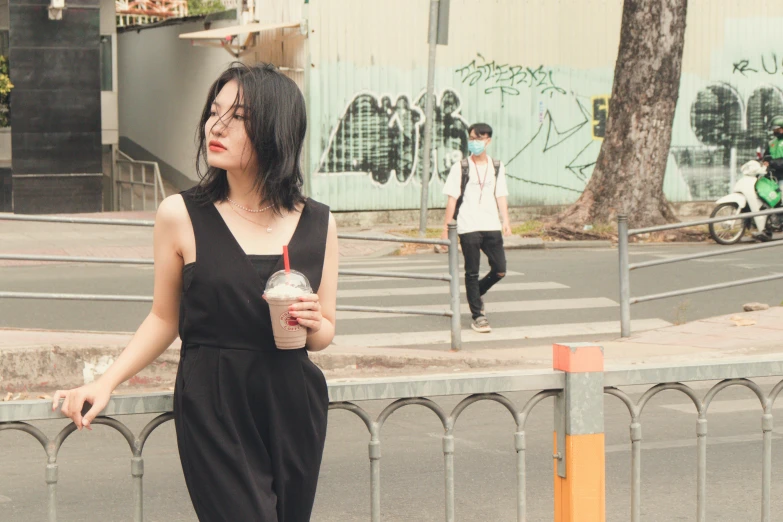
[459,231,507,319]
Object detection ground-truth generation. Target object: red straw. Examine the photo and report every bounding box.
[283,245,291,273]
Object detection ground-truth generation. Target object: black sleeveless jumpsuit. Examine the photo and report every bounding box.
[174,188,330,521]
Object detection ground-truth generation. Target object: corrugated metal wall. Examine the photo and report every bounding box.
[298,0,783,211]
[252,0,306,91]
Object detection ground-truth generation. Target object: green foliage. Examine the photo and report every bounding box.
[188,0,225,16]
[512,220,545,237]
[393,227,443,239]
[0,56,12,128]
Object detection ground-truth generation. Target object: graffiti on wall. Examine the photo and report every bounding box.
[732,53,783,76]
[315,59,783,204]
[673,84,783,198]
[317,90,469,185]
[456,53,567,107]
[503,95,597,193]
[591,96,609,140]
[316,85,610,197]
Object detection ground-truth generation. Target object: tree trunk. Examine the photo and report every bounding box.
[557,0,687,229]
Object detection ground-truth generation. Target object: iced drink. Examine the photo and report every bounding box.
[264,269,311,349]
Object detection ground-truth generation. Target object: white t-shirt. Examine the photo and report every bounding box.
[443,155,509,234]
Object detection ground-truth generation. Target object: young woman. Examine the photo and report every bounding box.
[52,63,338,521]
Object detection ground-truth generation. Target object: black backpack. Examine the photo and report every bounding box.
[453,158,502,219]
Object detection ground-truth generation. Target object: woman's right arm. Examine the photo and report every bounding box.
[52,195,187,430]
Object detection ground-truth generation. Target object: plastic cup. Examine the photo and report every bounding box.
[264,269,312,349]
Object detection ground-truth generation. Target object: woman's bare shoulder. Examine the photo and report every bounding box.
[155,194,190,229]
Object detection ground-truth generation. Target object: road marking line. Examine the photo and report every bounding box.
[340,259,452,269]
[336,281,568,298]
[339,269,524,283]
[605,430,783,453]
[692,257,742,263]
[343,266,523,275]
[661,399,781,415]
[332,319,670,347]
[337,297,616,320]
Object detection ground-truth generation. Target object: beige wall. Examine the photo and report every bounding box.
[309,0,783,78]
[308,0,625,71]
[254,0,303,24]
[117,20,237,181]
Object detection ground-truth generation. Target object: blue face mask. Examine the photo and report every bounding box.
[468,140,486,156]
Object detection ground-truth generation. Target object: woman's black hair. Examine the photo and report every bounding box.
[194,62,307,214]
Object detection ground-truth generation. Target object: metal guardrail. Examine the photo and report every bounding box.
[618,209,783,337]
[0,214,463,350]
[3,354,783,521]
[115,151,166,212]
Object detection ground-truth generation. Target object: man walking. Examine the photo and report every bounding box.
[441,123,512,333]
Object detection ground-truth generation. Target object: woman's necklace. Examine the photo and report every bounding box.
[227,197,273,213]
[228,201,275,233]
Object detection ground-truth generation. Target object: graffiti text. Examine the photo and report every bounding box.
[732,53,783,76]
[456,53,566,106]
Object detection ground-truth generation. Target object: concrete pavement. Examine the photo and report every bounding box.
[0,208,625,268]
[5,208,778,395]
[1,307,782,395]
[0,210,408,265]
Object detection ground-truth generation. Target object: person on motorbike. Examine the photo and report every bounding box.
[762,115,783,177]
[755,115,783,241]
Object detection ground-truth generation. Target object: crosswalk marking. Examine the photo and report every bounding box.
[332,256,670,347]
[339,269,523,284]
[337,297,617,320]
[332,319,671,348]
[339,258,523,282]
[336,281,568,298]
[340,259,453,269]
[343,265,522,275]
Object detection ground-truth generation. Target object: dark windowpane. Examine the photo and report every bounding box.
[100,35,112,91]
[0,30,8,56]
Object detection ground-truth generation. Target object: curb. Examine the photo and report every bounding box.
[504,238,545,250]
[0,342,532,393]
[629,241,721,247]
[504,239,614,250]
[543,240,614,250]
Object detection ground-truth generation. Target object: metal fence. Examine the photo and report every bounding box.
[2,352,783,521]
[618,208,783,337]
[114,151,167,212]
[0,214,463,350]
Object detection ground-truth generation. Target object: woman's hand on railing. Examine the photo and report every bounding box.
[52,381,113,431]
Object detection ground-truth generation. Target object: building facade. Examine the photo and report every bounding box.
[3,0,117,214]
[119,0,783,213]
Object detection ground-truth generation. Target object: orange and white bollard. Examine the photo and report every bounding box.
[553,342,606,522]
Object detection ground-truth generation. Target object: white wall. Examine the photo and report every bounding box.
[117,20,236,181]
[254,0,302,24]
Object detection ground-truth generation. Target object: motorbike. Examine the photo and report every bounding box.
[708,159,783,245]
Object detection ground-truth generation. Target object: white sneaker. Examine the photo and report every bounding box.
[471,315,491,333]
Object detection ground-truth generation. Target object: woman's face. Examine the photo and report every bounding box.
[205,80,256,174]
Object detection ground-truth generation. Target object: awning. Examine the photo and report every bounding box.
[179,20,305,58]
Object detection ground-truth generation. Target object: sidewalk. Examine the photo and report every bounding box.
[2,307,782,395]
[0,210,405,265]
[0,210,620,267]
